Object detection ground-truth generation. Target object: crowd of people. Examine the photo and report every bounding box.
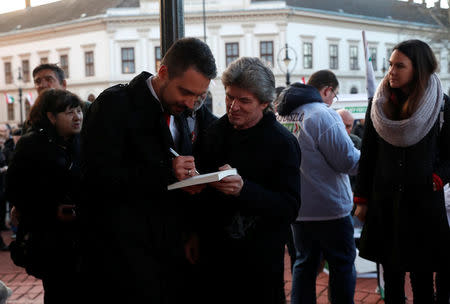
[0,37,449,304]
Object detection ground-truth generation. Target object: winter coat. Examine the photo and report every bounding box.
[196,112,301,302]
[80,71,194,303]
[5,127,81,277]
[354,95,450,271]
[277,83,360,221]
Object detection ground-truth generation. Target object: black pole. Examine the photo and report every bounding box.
[202,0,206,42]
[160,0,185,56]
[18,87,23,125]
[285,44,290,86]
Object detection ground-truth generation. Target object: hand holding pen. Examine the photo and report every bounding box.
[169,147,205,195]
[169,148,200,179]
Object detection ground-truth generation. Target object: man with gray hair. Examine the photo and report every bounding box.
[195,57,301,304]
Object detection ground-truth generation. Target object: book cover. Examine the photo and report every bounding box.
[167,168,237,190]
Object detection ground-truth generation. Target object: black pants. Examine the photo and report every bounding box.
[383,267,434,304]
[42,272,80,304]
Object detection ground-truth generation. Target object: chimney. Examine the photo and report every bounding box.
[25,0,31,8]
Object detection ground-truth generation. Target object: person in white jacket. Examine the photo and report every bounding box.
[276,70,360,304]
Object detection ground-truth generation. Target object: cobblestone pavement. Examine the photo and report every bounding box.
[1,230,413,303]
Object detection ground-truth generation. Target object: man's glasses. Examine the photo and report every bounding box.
[331,88,339,102]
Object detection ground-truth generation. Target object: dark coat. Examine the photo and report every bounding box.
[196,112,301,303]
[5,127,81,277]
[354,96,450,271]
[80,72,192,303]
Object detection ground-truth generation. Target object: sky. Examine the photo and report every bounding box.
[0,0,60,14]
[0,0,448,14]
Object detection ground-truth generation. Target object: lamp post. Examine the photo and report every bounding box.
[277,43,297,86]
[17,67,23,125]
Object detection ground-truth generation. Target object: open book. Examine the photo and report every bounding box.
[167,168,237,190]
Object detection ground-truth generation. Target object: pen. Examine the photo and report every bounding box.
[169,147,200,175]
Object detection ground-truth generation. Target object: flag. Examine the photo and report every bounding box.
[26,92,34,106]
[362,30,376,99]
[4,93,14,104]
[301,77,306,84]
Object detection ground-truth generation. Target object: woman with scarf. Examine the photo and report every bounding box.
[354,39,450,303]
[6,89,83,304]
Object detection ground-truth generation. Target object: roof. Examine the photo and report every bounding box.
[0,0,139,33]
[0,0,447,35]
[257,0,447,27]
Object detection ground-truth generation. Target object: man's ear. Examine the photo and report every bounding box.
[158,65,169,81]
[47,112,56,125]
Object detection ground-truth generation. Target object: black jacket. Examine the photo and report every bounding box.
[355,95,450,270]
[5,127,81,276]
[197,112,301,284]
[80,72,193,303]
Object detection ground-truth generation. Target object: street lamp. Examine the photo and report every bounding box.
[17,67,24,125]
[277,43,297,86]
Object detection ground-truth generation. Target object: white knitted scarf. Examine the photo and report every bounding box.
[371,73,443,147]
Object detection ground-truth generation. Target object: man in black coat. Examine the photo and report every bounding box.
[79,37,217,303]
[195,57,301,304]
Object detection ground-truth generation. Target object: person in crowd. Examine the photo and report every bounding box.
[79,37,217,303]
[354,39,450,304]
[337,109,362,149]
[195,57,301,304]
[352,118,365,139]
[276,70,360,304]
[180,91,217,156]
[5,89,83,304]
[33,64,66,95]
[29,64,90,124]
[0,124,10,233]
[87,93,95,102]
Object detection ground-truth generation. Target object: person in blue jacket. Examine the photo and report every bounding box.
[276,70,360,304]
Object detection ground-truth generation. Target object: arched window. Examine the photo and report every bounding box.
[350,87,358,94]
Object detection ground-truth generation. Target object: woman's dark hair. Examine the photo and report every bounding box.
[307,70,339,91]
[27,89,83,129]
[382,39,437,119]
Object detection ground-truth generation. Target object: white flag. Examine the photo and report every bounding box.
[362,30,376,99]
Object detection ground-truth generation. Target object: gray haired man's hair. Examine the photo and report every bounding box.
[221,57,275,111]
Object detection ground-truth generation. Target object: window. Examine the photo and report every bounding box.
[448,53,450,73]
[40,57,48,64]
[303,42,313,69]
[369,47,377,71]
[435,51,440,73]
[350,46,359,70]
[7,103,14,121]
[260,41,274,67]
[22,60,30,82]
[85,51,95,77]
[225,43,239,67]
[386,48,392,65]
[155,46,162,72]
[4,62,12,84]
[121,47,135,74]
[329,44,338,70]
[351,86,358,94]
[60,54,69,78]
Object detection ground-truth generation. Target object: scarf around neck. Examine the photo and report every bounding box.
[371,73,443,147]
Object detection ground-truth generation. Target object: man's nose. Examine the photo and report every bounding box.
[230,99,239,111]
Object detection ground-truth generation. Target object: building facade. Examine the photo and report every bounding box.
[0,0,448,123]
